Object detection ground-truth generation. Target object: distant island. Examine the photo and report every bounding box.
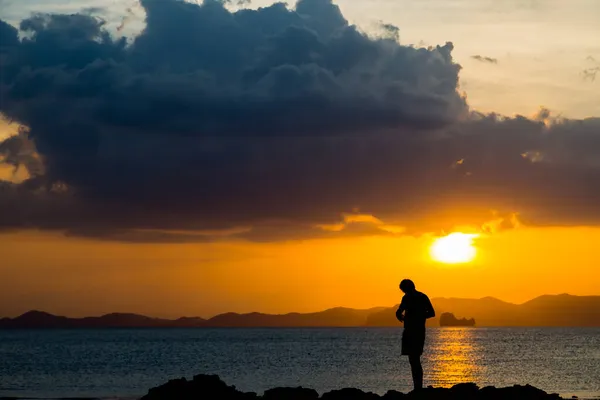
[439,312,475,327]
[1,294,599,329]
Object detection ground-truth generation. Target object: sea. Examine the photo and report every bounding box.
[1,327,599,399]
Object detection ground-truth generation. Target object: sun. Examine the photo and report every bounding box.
[430,232,479,264]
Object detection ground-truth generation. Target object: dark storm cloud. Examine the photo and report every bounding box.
[0,0,599,242]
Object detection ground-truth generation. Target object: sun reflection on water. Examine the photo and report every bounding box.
[427,328,483,387]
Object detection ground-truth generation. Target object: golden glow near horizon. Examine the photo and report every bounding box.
[430,233,479,264]
[1,225,600,318]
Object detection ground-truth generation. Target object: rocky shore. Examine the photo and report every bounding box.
[141,374,565,400]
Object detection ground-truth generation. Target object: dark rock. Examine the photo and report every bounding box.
[505,385,556,400]
[142,377,190,400]
[478,385,564,400]
[406,387,450,400]
[479,386,504,400]
[142,374,256,400]
[263,387,319,400]
[322,388,380,400]
[382,390,406,400]
[141,374,567,400]
[450,382,478,399]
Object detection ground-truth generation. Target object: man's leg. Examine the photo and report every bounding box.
[408,354,423,390]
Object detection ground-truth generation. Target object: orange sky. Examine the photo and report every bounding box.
[1,225,598,318]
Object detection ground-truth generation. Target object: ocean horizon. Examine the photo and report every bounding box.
[1,327,599,400]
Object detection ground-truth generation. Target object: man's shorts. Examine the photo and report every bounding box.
[401,327,426,355]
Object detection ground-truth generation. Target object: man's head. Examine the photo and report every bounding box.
[399,279,416,293]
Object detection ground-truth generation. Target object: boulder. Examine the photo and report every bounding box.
[141,374,257,400]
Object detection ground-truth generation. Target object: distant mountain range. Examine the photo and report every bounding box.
[0,311,208,329]
[1,294,598,329]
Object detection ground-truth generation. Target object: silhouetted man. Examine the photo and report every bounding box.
[396,279,435,391]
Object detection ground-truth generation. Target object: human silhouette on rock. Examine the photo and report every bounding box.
[396,279,435,391]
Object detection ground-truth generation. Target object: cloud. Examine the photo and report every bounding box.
[317,213,406,235]
[0,0,599,242]
[471,55,498,64]
[582,56,599,82]
[582,67,599,82]
[375,22,400,41]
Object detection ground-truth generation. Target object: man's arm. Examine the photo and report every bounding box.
[424,295,435,319]
[396,297,406,322]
